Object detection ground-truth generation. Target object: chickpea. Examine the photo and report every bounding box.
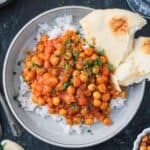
[84,47,93,56]
[73,77,81,87]
[100,102,108,110]
[84,90,92,96]
[93,99,101,107]
[54,49,61,56]
[49,76,58,86]
[53,97,60,106]
[59,109,67,116]
[120,91,127,98]
[102,93,110,102]
[80,73,88,83]
[40,34,48,42]
[140,145,147,150]
[85,118,94,125]
[25,71,36,81]
[67,118,73,125]
[79,52,85,58]
[103,117,112,125]
[147,146,150,150]
[37,44,44,52]
[93,91,101,99]
[73,70,80,77]
[100,56,107,63]
[98,83,106,93]
[50,55,59,65]
[76,62,83,69]
[67,85,75,95]
[49,108,55,114]
[32,95,38,103]
[88,84,95,92]
[92,66,99,74]
[91,54,97,60]
[64,51,72,60]
[73,117,81,124]
[38,97,46,106]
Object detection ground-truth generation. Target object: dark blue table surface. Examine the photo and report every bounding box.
[0,0,150,150]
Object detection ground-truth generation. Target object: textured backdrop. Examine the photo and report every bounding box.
[0,0,150,150]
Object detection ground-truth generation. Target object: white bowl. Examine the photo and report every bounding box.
[133,127,150,150]
[3,6,145,148]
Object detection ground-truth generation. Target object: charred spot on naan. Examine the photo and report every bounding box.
[142,38,150,54]
[109,17,128,35]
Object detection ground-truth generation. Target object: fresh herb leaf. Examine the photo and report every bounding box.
[62,79,72,90]
[73,50,79,60]
[93,58,102,67]
[108,63,114,71]
[23,79,28,83]
[70,103,78,109]
[99,49,105,55]
[84,60,93,68]
[35,63,42,68]
[78,33,85,41]
[32,62,42,69]
[87,42,94,48]
[64,64,69,69]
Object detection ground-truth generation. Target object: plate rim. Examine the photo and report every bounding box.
[2,5,146,148]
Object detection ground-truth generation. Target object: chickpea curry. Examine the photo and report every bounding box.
[22,30,126,126]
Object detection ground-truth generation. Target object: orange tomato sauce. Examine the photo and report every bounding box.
[22,30,125,126]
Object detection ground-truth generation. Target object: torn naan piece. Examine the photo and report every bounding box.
[80,9,147,68]
[112,37,150,91]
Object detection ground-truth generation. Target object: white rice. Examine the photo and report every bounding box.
[17,15,126,134]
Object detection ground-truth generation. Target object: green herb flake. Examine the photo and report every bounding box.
[73,50,79,60]
[32,62,42,69]
[23,79,28,83]
[17,60,22,66]
[93,58,102,67]
[87,129,93,135]
[87,42,94,48]
[108,63,114,71]
[62,79,72,90]
[70,103,78,109]
[64,64,69,70]
[13,92,19,101]
[99,49,105,55]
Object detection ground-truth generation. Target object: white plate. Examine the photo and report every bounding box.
[3,6,145,148]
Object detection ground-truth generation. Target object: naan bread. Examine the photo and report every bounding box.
[80,9,146,68]
[112,37,150,91]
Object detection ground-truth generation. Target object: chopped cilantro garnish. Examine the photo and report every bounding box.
[62,79,72,90]
[17,60,21,66]
[70,103,78,109]
[13,92,19,101]
[64,64,69,69]
[32,62,42,68]
[99,49,105,55]
[87,129,93,135]
[87,42,94,48]
[93,58,102,67]
[73,50,79,60]
[108,63,114,71]
[23,79,28,83]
